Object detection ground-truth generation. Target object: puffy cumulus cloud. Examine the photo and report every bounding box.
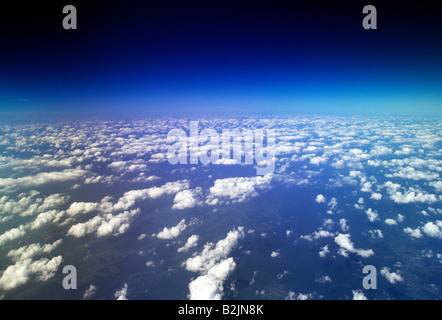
[184,227,245,300]
[156,219,187,240]
[370,192,382,200]
[67,209,140,238]
[96,209,141,237]
[310,156,327,166]
[384,182,439,204]
[395,147,413,155]
[172,188,202,210]
[206,175,272,205]
[69,182,187,216]
[66,202,99,216]
[339,219,349,232]
[83,284,97,299]
[184,227,245,273]
[188,258,236,300]
[327,197,338,215]
[319,245,330,258]
[370,145,392,156]
[403,227,423,239]
[67,181,190,238]
[315,194,326,203]
[7,239,62,262]
[301,229,335,242]
[360,181,373,193]
[352,290,368,300]
[177,234,199,253]
[29,256,63,281]
[385,218,398,226]
[380,267,403,284]
[270,250,281,258]
[142,180,190,200]
[0,168,88,193]
[422,221,442,239]
[385,167,439,181]
[365,208,379,222]
[114,283,128,300]
[0,225,27,246]
[334,234,374,258]
[0,255,63,290]
[429,181,442,192]
[28,210,66,230]
[369,229,384,239]
[0,192,69,218]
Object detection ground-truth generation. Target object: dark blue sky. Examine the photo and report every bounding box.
[1,0,441,117]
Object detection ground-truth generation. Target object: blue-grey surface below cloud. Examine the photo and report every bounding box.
[0,116,441,300]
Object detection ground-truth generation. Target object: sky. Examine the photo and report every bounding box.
[0,0,441,118]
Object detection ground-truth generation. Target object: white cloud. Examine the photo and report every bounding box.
[327,197,338,215]
[172,188,202,210]
[206,175,272,205]
[67,181,189,238]
[403,227,423,239]
[334,233,374,258]
[315,194,326,203]
[429,181,442,192]
[0,168,87,193]
[369,229,384,239]
[83,285,97,299]
[0,225,27,246]
[370,145,392,156]
[365,208,379,222]
[7,239,62,262]
[352,290,368,300]
[68,209,140,238]
[380,267,403,284]
[270,250,281,258]
[370,192,382,200]
[156,219,187,240]
[188,258,236,300]
[115,283,128,300]
[185,227,245,300]
[385,218,397,226]
[319,245,330,258]
[0,255,63,290]
[178,234,199,253]
[310,156,327,166]
[422,221,442,239]
[66,202,99,216]
[339,219,349,232]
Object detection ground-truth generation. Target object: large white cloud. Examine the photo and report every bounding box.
[185,227,245,300]
[114,283,128,300]
[380,267,403,284]
[0,255,63,290]
[0,168,88,193]
[178,235,199,253]
[315,194,326,203]
[188,258,236,300]
[206,175,272,205]
[421,221,442,239]
[0,225,27,246]
[172,188,202,210]
[156,219,187,240]
[334,234,374,258]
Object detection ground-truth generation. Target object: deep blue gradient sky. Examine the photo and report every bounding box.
[1,0,441,117]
